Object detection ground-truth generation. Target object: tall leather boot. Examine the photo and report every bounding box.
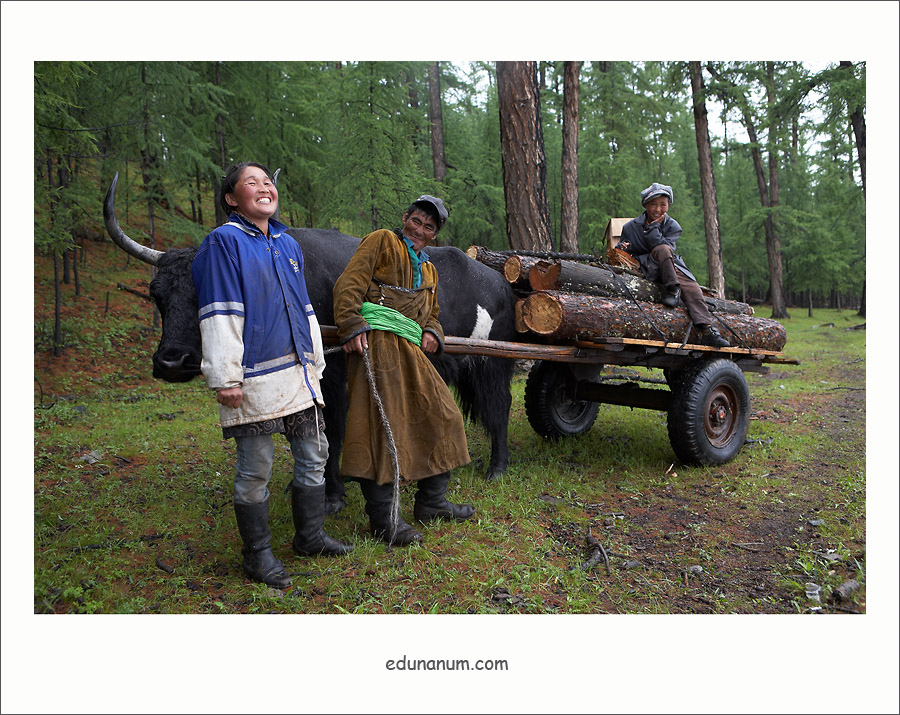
[650,245,681,308]
[233,500,291,589]
[291,484,353,556]
[359,479,422,546]
[414,472,476,524]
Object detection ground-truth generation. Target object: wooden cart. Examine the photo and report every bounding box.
[322,325,799,467]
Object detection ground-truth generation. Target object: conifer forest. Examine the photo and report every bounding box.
[34,59,866,321]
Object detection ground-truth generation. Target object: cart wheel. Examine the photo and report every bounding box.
[524,361,600,440]
[667,358,750,465]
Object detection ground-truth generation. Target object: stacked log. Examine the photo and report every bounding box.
[465,245,785,351]
[503,254,546,288]
[523,291,787,350]
[467,246,752,317]
[513,298,528,333]
[528,259,752,316]
[464,246,508,274]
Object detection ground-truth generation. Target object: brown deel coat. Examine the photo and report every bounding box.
[333,229,470,484]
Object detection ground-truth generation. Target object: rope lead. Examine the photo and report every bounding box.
[361,346,402,542]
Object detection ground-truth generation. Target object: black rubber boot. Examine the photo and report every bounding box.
[233,500,291,589]
[414,472,476,524]
[699,326,730,348]
[359,479,423,546]
[291,484,353,556]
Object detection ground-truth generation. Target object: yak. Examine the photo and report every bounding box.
[103,174,516,513]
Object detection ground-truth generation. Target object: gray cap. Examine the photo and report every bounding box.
[640,182,674,206]
[414,194,449,231]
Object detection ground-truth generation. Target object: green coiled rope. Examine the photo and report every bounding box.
[360,301,423,346]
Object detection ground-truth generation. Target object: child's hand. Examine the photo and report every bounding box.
[217,386,243,409]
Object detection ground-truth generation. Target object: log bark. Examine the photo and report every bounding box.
[465,246,508,274]
[559,61,581,253]
[528,260,753,316]
[523,291,786,350]
[470,247,603,262]
[427,61,447,182]
[496,61,553,251]
[690,60,726,297]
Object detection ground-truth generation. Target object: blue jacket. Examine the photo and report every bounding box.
[192,214,325,427]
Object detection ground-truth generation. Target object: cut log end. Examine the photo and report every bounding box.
[528,261,562,291]
[514,299,528,333]
[522,292,564,335]
[465,245,479,259]
[503,256,523,283]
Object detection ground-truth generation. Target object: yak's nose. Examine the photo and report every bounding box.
[152,347,202,382]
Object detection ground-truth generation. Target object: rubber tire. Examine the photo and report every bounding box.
[666,358,750,466]
[663,367,684,389]
[524,361,600,440]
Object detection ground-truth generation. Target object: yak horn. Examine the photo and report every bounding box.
[104,172,163,266]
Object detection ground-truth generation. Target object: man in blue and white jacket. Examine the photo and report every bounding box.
[192,161,351,589]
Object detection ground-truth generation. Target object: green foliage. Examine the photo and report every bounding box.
[35,59,865,317]
[34,61,99,255]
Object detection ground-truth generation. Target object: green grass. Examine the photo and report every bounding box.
[32,306,867,614]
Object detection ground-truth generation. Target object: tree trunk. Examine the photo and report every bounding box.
[560,61,581,253]
[840,61,866,196]
[839,62,866,318]
[497,61,553,251]
[53,252,63,358]
[707,62,788,318]
[689,61,725,297]
[195,168,204,226]
[528,259,753,315]
[523,290,787,350]
[140,62,161,329]
[764,62,788,319]
[428,61,447,182]
[214,61,228,226]
[368,70,379,233]
[71,230,81,297]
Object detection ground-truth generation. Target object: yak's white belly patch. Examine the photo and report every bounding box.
[469,305,494,341]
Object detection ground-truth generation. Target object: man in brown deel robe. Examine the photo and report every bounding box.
[333,195,475,546]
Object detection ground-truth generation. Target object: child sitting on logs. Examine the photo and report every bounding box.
[617,182,730,348]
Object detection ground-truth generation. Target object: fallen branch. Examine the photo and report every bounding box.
[580,529,612,575]
[117,282,152,301]
[35,377,57,409]
[828,604,862,614]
